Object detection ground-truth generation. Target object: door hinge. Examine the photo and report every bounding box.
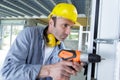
[94,39,120,44]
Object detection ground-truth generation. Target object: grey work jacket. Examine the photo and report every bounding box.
[1,26,65,80]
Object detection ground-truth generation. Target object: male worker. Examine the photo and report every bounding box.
[1,3,83,80]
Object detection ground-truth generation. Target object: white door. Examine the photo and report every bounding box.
[78,0,120,80]
[93,0,120,80]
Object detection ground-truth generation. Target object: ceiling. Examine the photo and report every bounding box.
[0,0,88,26]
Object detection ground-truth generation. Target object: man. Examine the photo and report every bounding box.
[1,3,83,80]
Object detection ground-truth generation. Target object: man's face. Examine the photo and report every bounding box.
[51,17,74,41]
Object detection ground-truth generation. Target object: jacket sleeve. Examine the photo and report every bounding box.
[1,27,42,80]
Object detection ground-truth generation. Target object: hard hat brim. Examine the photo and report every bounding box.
[74,22,81,26]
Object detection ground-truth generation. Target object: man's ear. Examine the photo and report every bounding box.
[49,19,54,27]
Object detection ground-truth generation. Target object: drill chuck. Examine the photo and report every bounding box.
[88,54,101,63]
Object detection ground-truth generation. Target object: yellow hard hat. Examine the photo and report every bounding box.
[48,3,78,24]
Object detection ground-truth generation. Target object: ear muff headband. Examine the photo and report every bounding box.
[47,34,60,47]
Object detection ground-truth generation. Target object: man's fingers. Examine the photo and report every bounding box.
[61,70,71,77]
[72,62,83,72]
[63,65,75,75]
[59,61,84,77]
[61,61,73,66]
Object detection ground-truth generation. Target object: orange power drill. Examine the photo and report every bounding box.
[58,49,103,63]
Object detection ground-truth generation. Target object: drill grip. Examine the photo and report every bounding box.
[58,49,80,62]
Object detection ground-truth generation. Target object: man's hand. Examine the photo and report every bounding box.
[38,61,83,80]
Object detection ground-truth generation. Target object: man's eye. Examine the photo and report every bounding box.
[64,24,68,27]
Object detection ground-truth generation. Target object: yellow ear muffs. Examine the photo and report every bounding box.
[47,34,60,47]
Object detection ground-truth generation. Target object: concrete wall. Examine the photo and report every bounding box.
[64,40,78,50]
